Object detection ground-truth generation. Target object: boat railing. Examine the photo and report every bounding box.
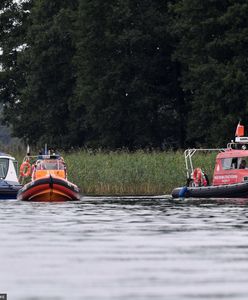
[22,154,61,162]
[226,137,248,149]
[227,142,248,150]
[184,148,226,180]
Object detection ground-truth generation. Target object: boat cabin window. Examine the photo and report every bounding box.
[238,158,248,169]
[36,160,65,171]
[221,157,248,170]
[0,158,9,179]
[222,158,235,170]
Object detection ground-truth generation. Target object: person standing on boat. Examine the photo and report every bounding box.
[239,160,247,169]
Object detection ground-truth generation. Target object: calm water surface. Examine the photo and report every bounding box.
[1,196,248,300]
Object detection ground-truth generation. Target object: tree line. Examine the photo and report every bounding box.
[1,0,247,150]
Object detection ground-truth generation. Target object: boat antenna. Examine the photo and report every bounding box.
[44,143,48,155]
[23,144,30,164]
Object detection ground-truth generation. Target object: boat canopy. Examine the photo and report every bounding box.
[0,152,10,157]
[216,149,248,159]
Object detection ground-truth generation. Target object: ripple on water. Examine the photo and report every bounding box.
[0,196,248,300]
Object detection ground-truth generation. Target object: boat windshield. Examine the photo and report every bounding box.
[36,160,65,171]
[0,158,9,179]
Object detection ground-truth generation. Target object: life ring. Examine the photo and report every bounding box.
[20,161,32,177]
[192,168,208,187]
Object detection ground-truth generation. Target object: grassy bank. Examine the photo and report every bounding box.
[62,150,217,195]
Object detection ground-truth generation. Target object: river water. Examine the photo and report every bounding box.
[1,196,248,300]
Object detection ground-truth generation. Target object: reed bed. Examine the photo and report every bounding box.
[63,150,217,195]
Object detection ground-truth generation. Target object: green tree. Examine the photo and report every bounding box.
[73,0,183,149]
[6,0,78,148]
[171,0,248,146]
[0,0,32,135]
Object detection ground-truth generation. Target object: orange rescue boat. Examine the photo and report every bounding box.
[17,154,80,202]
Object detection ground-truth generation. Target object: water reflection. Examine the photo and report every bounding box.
[0,197,248,299]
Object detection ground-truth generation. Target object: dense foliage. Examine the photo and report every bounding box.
[0,0,247,149]
[170,0,248,146]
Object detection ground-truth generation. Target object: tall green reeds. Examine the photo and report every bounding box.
[63,150,217,195]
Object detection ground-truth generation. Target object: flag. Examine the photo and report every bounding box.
[235,122,244,137]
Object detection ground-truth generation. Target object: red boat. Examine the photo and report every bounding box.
[17,154,80,202]
[172,123,248,198]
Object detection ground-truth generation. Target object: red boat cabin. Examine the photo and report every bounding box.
[213,149,248,185]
